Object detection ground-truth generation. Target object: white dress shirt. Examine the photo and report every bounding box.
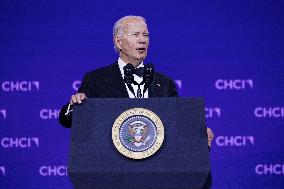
[118,57,149,98]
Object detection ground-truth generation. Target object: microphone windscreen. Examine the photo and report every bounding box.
[123,63,135,73]
[123,64,135,84]
[144,63,154,83]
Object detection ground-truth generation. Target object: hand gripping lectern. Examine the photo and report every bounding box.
[68,97,211,189]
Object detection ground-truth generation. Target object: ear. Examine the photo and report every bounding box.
[115,36,122,50]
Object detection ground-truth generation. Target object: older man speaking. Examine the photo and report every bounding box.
[59,15,214,148]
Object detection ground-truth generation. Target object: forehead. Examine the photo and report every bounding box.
[123,18,148,33]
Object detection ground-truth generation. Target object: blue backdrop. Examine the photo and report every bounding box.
[1,0,284,188]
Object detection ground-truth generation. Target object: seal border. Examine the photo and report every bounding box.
[112,108,164,160]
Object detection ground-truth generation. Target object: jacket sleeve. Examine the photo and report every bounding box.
[58,72,94,128]
[59,103,72,128]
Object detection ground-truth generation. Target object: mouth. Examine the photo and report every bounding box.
[136,48,147,53]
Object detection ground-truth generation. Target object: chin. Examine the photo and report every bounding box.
[135,57,146,62]
[136,55,147,61]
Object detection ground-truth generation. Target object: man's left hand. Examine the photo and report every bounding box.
[207,128,214,148]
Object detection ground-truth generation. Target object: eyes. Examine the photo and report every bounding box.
[131,32,149,38]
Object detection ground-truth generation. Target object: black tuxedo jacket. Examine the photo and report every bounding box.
[59,62,178,128]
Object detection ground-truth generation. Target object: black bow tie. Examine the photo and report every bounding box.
[134,67,144,77]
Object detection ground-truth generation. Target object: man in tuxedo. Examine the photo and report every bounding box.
[59,15,214,147]
[59,15,213,188]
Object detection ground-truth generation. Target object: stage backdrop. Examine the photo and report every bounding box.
[1,0,283,188]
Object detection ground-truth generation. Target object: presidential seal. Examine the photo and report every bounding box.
[112,108,164,159]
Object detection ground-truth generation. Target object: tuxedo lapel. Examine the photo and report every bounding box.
[104,63,129,98]
[149,73,162,97]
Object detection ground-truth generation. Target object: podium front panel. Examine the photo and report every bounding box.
[68,97,210,189]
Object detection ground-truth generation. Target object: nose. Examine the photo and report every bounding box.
[138,38,146,44]
[138,34,147,44]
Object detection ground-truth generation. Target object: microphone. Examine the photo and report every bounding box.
[123,63,136,97]
[143,64,154,84]
[142,64,154,95]
[123,63,135,85]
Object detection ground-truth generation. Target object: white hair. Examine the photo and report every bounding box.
[113,15,147,53]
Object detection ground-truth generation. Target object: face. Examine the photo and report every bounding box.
[115,19,149,66]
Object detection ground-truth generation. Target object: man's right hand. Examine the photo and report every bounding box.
[70,93,87,105]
